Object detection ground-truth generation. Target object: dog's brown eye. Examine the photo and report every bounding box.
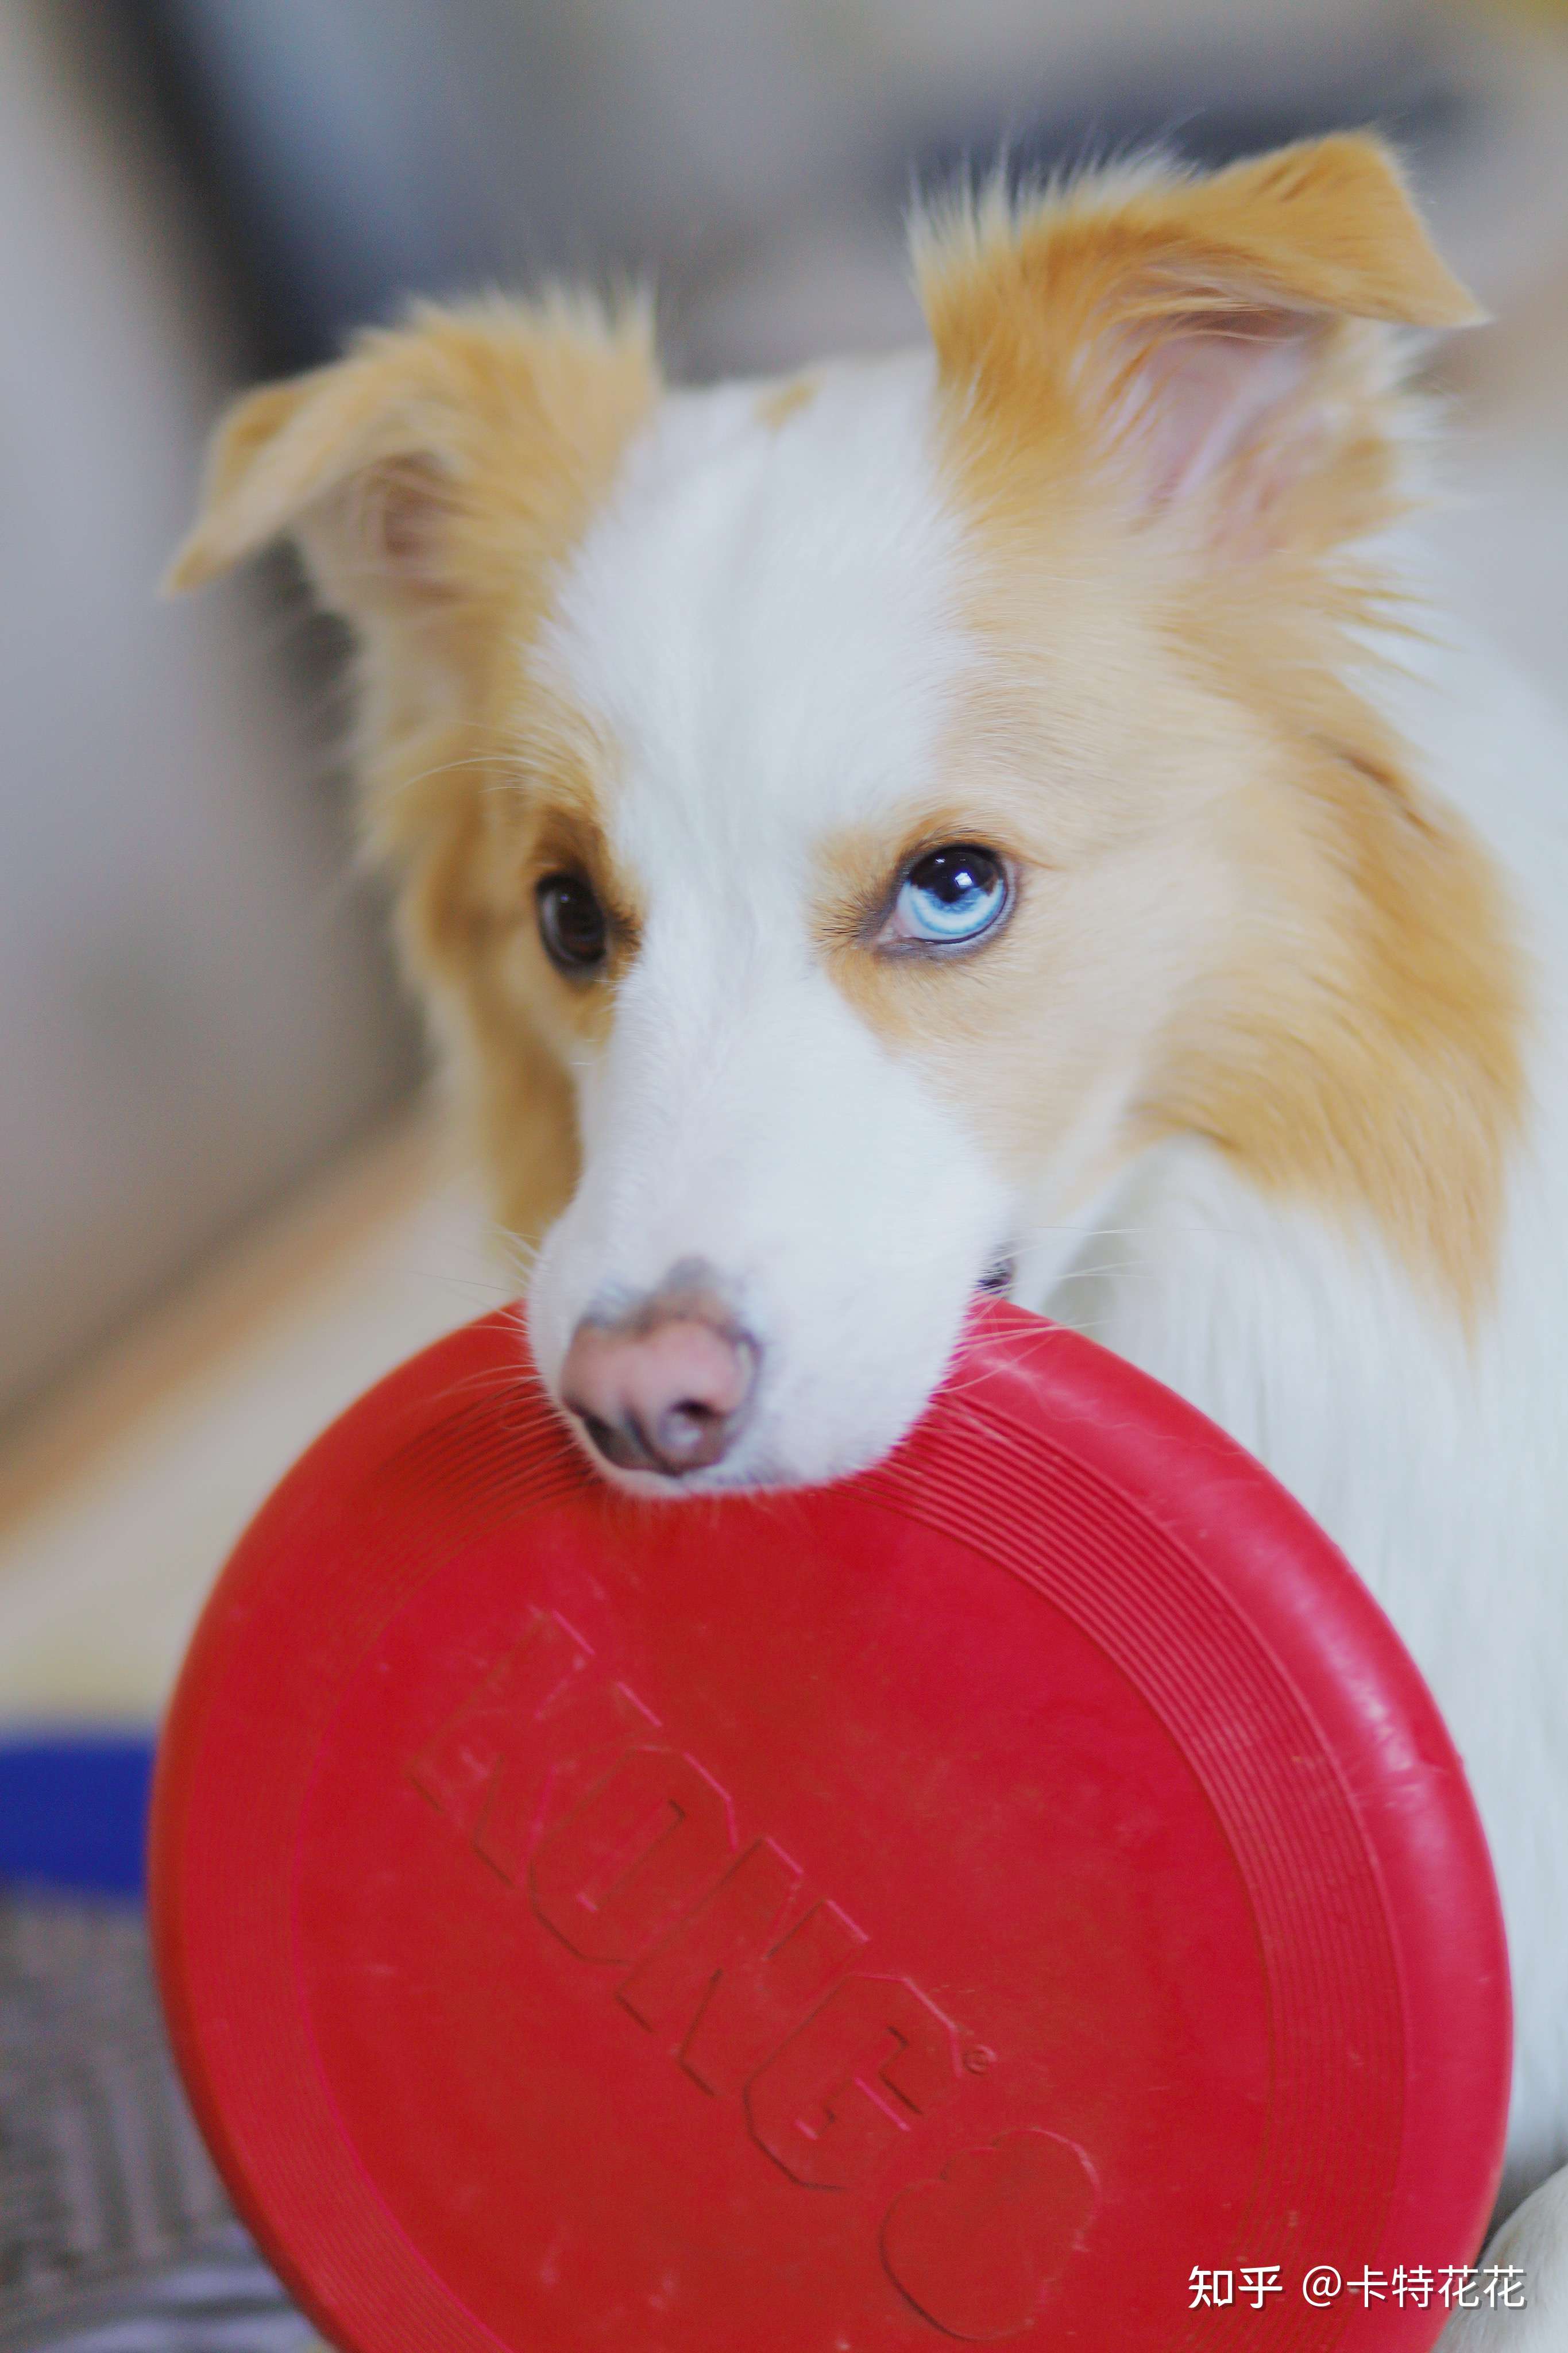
[536,872,608,974]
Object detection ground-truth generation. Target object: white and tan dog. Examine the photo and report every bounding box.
[175,136,1568,2341]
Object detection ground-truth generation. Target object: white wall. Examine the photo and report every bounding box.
[0,7,414,1421]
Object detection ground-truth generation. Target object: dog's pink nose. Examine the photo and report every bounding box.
[560,1294,757,1478]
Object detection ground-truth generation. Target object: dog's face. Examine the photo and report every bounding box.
[511,349,1245,1490]
[176,138,1513,1493]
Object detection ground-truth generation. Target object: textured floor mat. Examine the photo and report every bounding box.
[0,1898,311,2352]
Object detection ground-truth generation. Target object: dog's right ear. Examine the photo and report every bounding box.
[167,294,659,641]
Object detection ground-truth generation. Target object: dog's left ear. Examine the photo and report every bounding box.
[914,134,1482,556]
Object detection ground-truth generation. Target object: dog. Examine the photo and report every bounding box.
[173,134,1568,2342]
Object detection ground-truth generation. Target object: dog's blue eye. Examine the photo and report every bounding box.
[892,846,1008,947]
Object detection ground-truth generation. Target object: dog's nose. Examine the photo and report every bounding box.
[560,1289,758,1478]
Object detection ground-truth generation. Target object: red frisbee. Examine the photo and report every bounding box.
[151,1301,1509,2352]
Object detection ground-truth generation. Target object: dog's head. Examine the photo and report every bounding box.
[175,136,1516,1494]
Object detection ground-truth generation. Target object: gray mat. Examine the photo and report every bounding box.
[0,1898,312,2353]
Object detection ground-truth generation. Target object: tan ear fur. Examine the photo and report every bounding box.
[1107,133,1480,326]
[913,134,1481,550]
[166,292,659,618]
[165,366,396,592]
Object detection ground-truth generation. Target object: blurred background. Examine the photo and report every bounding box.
[1,1,1565,2341]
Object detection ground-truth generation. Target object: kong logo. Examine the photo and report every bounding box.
[408,1608,1097,2337]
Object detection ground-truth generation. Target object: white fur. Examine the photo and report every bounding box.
[528,356,1013,1491]
[523,362,1568,2320]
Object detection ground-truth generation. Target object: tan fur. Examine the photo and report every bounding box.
[891,133,1522,1317]
[913,135,1481,425]
[171,294,659,1248]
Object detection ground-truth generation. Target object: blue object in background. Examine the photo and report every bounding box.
[0,1731,158,1895]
